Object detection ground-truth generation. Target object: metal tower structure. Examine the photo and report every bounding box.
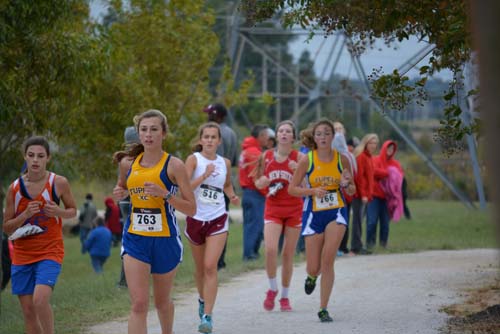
[218,2,482,209]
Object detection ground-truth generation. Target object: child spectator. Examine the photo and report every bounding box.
[83,217,112,274]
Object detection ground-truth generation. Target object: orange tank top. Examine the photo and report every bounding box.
[11,172,64,265]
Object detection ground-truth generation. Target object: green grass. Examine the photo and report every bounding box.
[0,200,497,333]
[370,200,497,253]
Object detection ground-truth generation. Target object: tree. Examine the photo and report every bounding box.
[0,0,233,300]
[64,0,222,178]
[469,2,500,238]
[0,0,104,305]
[241,0,476,151]
[0,0,101,177]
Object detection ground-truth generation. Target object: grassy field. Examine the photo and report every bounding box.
[0,200,497,333]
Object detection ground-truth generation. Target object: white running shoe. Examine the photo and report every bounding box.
[9,224,44,241]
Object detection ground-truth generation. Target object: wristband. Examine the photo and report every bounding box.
[164,192,173,202]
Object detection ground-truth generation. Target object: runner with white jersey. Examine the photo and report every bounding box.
[184,122,240,334]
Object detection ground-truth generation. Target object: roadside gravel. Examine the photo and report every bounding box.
[88,248,499,334]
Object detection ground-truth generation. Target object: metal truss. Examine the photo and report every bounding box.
[220,2,481,208]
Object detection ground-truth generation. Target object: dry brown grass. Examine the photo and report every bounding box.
[441,278,500,334]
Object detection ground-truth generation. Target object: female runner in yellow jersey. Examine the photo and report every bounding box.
[288,119,356,323]
[113,109,196,334]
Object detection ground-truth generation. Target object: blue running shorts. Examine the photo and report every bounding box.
[122,233,183,274]
[302,207,347,236]
[11,259,62,295]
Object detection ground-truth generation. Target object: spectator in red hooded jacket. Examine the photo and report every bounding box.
[104,197,122,247]
[367,140,403,249]
[350,133,379,255]
[239,124,270,260]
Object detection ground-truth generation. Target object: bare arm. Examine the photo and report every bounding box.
[44,175,77,219]
[254,153,270,190]
[113,157,133,201]
[291,151,305,171]
[223,158,240,205]
[166,157,196,216]
[340,155,356,196]
[288,154,329,198]
[185,154,215,191]
[289,155,316,197]
[3,185,37,235]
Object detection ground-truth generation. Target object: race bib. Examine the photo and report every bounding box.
[313,190,340,211]
[199,184,224,205]
[132,208,162,232]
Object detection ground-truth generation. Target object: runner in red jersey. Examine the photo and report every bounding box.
[254,120,304,312]
[3,136,77,334]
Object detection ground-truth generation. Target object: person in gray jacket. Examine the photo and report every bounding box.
[78,193,97,253]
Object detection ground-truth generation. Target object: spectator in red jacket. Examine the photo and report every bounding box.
[350,133,379,255]
[367,140,403,249]
[104,197,122,247]
[239,124,270,260]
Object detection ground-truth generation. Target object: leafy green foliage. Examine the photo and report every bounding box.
[0,0,242,183]
[242,0,476,149]
[0,1,102,182]
[369,68,427,112]
[434,75,479,155]
[244,0,470,70]
[213,62,253,109]
[70,0,220,174]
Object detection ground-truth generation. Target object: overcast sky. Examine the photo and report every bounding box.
[90,1,451,82]
[288,33,452,81]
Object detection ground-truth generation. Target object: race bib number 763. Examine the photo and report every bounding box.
[132,208,163,232]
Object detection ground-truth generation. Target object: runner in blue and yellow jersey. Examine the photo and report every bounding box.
[289,119,356,323]
[113,109,196,334]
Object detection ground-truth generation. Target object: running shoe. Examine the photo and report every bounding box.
[198,299,205,319]
[263,289,278,311]
[304,276,317,295]
[318,309,333,322]
[198,314,213,333]
[279,298,292,312]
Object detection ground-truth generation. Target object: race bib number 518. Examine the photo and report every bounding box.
[132,208,162,232]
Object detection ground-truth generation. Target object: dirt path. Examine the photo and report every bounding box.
[88,249,499,334]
